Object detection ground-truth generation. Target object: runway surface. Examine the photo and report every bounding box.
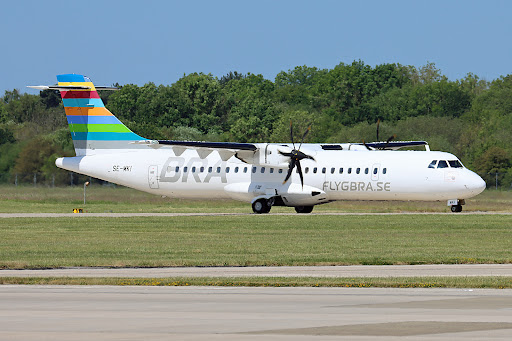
[0,211,511,218]
[2,264,512,278]
[1,285,512,340]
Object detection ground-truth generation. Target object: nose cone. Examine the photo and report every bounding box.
[465,171,486,197]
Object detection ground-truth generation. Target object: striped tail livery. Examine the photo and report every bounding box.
[30,74,146,156]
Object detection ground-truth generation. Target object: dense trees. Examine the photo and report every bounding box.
[1,61,512,187]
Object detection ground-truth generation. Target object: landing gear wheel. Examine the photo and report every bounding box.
[294,206,314,214]
[252,199,271,214]
[451,205,463,213]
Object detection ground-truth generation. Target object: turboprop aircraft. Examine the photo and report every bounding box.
[29,74,486,213]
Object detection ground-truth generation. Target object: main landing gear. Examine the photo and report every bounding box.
[251,198,315,214]
[252,198,271,214]
[294,206,314,214]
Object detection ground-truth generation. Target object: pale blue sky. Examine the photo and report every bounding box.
[1,0,510,94]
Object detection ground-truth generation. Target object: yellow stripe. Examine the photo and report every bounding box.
[64,107,113,116]
[58,82,96,91]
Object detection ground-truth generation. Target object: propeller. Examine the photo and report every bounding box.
[279,121,315,188]
[375,119,397,150]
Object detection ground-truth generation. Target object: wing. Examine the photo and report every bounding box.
[360,141,428,150]
[132,140,258,162]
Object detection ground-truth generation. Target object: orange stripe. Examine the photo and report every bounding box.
[64,107,113,116]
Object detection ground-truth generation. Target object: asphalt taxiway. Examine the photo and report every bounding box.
[2,264,512,278]
[1,211,511,218]
[1,286,512,340]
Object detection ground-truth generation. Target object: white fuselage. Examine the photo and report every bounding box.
[56,143,486,207]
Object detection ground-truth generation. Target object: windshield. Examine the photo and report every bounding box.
[448,160,463,168]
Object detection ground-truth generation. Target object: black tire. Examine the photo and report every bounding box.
[252,199,271,214]
[451,205,462,213]
[295,205,314,214]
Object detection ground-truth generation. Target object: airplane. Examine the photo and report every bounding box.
[28,74,486,214]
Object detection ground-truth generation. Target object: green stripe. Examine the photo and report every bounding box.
[69,124,132,133]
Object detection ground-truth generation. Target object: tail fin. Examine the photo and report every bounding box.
[56,74,145,156]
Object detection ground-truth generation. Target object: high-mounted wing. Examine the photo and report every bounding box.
[363,141,428,150]
[132,140,258,162]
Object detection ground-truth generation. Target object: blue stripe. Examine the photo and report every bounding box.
[70,132,144,141]
[62,98,105,108]
[67,115,123,125]
[57,74,86,83]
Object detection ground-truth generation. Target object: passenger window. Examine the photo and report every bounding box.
[235,167,239,173]
[313,167,317,174]
[217,167,221,173]
[252,167,256,173]
[278,169,283,174]
[373,168,378,175]
[383,168,387,174]
[437,160,448,168]
[428,160,437,169]
[322,168,326,174]
[200,167,205,173]
[226,167,230,173]
[175,166,179,172]
[348,168,352,174]
[183,167,188,173]
[356,168,360,174]
[365,168,369,174]
[305,167,309,174]
[261,167,265,173]
[448,160,463,168]
[339,168,343,174]
[244,167,247,173]
[192,167,196,173]
[331,167,335,174]
[208,167,212,173]
[270,168,274,174]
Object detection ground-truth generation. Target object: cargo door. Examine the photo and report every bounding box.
[148,165,159,189]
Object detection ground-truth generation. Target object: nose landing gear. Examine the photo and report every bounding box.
[448,199,465,213]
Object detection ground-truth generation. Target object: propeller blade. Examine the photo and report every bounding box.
[386,134,396,144]
[298,125,311,150]
[289,120,295,150]
[278,150,292,157]
[296,160,304,188]
[376,119,380,141]
[380,134,397,150]
[282,159,296,184]
[362,139,371,151]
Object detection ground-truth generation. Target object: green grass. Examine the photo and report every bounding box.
[0,184,511,213]
[1,215,511,269]
[1,276,511,289]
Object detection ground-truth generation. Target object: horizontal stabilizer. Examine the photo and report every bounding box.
[27,85,119,91]
[28,85,91,90]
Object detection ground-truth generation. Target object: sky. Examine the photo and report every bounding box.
[1,0,511,94]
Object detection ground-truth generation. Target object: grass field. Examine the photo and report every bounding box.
[0,184,511,213]
[1,215,511,269]
[1,186,511,288]
[1,276,511,289]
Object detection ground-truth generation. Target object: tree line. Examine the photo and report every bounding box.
[1,61,511,187]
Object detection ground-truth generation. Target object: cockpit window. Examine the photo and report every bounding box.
[428,160,437,168]
[448,160,463,168]
[437,160,448,168]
